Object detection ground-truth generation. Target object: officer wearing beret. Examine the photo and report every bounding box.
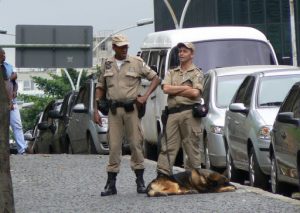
[157,42,204,177]
[94,34,160,196]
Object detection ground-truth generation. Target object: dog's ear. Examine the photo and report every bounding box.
[208,172,228,185]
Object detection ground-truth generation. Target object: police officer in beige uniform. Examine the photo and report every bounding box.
[94,34,160,196]
[157,42,204,176]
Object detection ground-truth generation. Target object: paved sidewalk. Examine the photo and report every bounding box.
[10,154,300,213]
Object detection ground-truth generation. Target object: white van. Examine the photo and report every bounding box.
[139,26,278,159]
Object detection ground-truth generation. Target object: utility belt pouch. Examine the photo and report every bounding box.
[123,100,135,112]
[137,103,146,119]
[136,95,146,119]
[192,103,208,118]
[109,100,117,115]
[97,98,109,116]
[161,106,169,127]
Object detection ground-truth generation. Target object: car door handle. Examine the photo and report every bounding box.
[234,121,239,125]
[75,119,79,122]
[151,95,156,100]
[227,116,231,120]
[280,132,286,139]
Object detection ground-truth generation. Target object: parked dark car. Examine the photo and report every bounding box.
[25,99,63,153]
[270,81,300,194]
[47,90,78,153]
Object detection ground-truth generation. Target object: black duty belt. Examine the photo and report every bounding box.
[168,104,194,115]
[110,100,135,107]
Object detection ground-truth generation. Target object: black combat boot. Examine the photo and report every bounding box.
[101,172,117,196]
[135,169,147,194]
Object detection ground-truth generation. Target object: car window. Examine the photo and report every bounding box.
[258,75,300,107]
[140,51,150,64]
[243,77,255,107]
[159,53,166,80]
[76,86,87,105]
[292,92,300,118]
[202,75,211,105]
[67,93,78,115]
[41,100,55,122]
[60,93,71,116]
[169,47,179,69]
[193,40,276,73]
[233,76,255,104]
[149,51,159,67]
[279,86,299,112]
[216,74,247,108]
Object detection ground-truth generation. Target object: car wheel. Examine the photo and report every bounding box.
[249,147,268,189]
[87,134,97,154]
[65,137,73,154]
[204,138,211,169]
[271,153,283,194]
[225,147,241,182]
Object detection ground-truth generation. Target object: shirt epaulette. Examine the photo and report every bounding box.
[172,66,181,72]
[131,55,144,62]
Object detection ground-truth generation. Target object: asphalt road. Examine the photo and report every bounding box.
[10,154,300,213]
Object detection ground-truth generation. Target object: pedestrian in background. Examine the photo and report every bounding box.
[0,48,27,155]
[94,34,160,196]
[156,42,204,177]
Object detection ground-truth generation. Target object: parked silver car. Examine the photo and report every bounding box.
[66,78,109,154]
[224,68,300,189]
[270,81,300,194]
[200,65,292,170]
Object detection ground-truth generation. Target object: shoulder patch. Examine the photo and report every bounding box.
[105,61,112,70]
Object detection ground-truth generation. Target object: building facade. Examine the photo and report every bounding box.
[154,0,300,65]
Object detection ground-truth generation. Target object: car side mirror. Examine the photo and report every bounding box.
[277,112,300,126]
[48,110,63,119]
[229,103,249,114]
[37,121,50,130]
[72,103,88,113]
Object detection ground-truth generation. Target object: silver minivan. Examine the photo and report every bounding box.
[200,65,293,170]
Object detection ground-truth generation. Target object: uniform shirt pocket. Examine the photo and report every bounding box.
[104,71,114,88]
[125,71,140,87]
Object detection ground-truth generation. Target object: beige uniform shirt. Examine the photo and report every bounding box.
[162,64,204,108]
[96,55,157,101]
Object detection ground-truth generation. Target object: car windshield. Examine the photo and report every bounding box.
[216,75,246,108]
[193,40,276,73]
[258,74,300,107]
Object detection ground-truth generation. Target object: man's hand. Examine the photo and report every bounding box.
[94,110,102,126]
[136,95,147,105]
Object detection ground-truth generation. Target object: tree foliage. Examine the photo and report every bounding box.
[32,68,89,98]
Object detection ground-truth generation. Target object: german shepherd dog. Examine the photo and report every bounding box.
[147,169,236,197]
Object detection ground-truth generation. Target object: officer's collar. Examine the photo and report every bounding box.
[174,64,197,72]
[108,55,131,63]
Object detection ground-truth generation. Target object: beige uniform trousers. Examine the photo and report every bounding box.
[107,105,144,173]
[157,109,202,175]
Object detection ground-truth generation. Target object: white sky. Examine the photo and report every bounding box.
[0,0,154,66]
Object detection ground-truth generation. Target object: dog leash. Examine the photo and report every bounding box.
[161,109,173,175]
